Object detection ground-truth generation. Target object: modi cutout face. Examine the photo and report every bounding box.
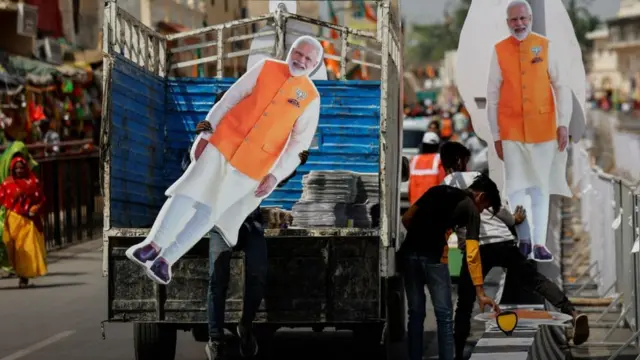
[287,36,323,77]
[507,1,532,41]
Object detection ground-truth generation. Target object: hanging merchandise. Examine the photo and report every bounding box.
[28,101,45,123]
[61,78,73,93]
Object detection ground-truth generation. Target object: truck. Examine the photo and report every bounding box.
[100,1,405,359]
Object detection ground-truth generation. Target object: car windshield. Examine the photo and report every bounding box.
[403,129,425,149]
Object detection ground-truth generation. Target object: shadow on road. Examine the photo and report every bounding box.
[0,282,86,290]
[214,329,436,360]
[45,271,88,277]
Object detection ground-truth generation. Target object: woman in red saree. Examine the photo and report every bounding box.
[0,155,47,287]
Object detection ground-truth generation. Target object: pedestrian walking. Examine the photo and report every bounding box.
[0,141,38,277]
[0,155,47,287]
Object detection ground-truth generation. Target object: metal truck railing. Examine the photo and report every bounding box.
[102,3,167,76]
[101,0,404,258]
[570,140,640,358]
[102,0,400,81]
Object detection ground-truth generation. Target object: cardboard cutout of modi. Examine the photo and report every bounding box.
[456,0,586,263]
[125,35,324,285]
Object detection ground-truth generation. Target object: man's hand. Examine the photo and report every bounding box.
[557,126,568,152]
[255,174,277,197]
[476,287,500,313]
[195,121,212,134]
[513,205,526,225]
[299,150,309,165]
[494,140,504,161]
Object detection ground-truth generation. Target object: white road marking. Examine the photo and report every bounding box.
[0,330,76,360]
[469,352,529,360]
[476,337,535,347]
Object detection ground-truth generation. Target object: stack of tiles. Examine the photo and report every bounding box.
[291,171,379,228]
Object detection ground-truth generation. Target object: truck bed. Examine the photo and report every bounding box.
[107,228,381,324]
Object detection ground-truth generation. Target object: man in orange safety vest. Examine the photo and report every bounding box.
[408,132,447,205]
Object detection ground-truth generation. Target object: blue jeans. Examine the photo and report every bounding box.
[403,253,454,360]
[207,211,267,339]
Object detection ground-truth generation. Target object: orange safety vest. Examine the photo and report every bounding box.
[209,60,319,181]
[495,33,556,144]
[408,153,446,205]
[440,118,453,138]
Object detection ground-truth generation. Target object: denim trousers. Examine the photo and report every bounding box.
[402,252,455,360]
[207,211,267,340]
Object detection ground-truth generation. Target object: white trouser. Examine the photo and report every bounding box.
[509,186,549,247]
[145,171,256,264]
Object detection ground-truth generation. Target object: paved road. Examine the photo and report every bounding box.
[0,240,491,360]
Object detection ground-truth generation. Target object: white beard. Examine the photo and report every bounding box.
[510,25,531,41]
[288,60,309,77]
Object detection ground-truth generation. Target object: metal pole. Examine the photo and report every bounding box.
[528,0,546,36]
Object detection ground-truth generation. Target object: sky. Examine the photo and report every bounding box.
[398,0,622,25]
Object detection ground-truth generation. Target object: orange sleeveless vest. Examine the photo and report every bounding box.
[209,60,319,180]
[408,153,446,205]
[495,33,556,144]
[440,118,453,138]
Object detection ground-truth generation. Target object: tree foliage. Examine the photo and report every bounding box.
[405,0,599,66]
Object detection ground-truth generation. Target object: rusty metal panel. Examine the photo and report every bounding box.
[108,234,380,323]
[108,54,166,228]
[377,0,403,253]
[164,78,381,210]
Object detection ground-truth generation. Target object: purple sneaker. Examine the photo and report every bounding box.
[125,243,159,267]
[519,240,532,257]
[147,257,172,285]
[532,246,554,262]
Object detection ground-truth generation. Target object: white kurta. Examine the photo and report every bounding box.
[486,38,572,197]
[166,59,321,247]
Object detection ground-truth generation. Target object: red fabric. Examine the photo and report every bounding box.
[28,102,46,125]
[25,0,64,38]
[0,157,45,217]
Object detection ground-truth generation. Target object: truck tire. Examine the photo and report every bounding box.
[134,323,177,360]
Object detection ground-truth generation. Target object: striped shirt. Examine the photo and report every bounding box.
[443,171,516,246]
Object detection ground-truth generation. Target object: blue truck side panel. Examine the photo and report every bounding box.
[109,55,381,227]
[109,54,166,227]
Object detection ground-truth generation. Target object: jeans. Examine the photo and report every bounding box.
[403,253,455,360]
[207,210,267,340]
[453,241,575,358]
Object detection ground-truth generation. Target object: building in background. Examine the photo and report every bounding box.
[440,50,457,88]
[209,0,244,24]
[246,1,319,19]
[586,27,621,94]
[204,0,245,77]
[606,0,640,100]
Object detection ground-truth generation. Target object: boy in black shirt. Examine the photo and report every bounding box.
[438,142,590,358]
[400,174,501,360]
